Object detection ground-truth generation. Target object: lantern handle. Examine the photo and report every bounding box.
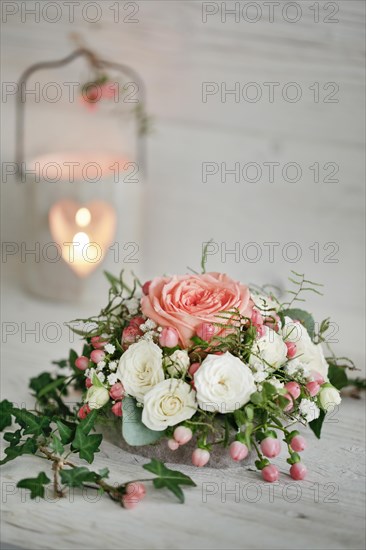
[15,48,147,179]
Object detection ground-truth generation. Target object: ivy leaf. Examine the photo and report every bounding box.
[3,429,22,447]
[17,472,50,499]
[309,410,326,439]
[0,437,38,465]
[143,459,196,503]
[72,429,102,464]
[328,364,349,390]
[50,435,64,455]
[12,409,51,437]
[37,377,68,399]
[52,358,68,369]
[60,467,99,488]
[55,419,76,444]
[283,308,315,339]
[0,400,14,431]
[78,409,98,435]
[122,397,165,446]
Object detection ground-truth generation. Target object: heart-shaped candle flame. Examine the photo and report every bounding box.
[49,199,116,277]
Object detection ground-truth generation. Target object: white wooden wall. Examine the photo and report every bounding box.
[1,1,365,367]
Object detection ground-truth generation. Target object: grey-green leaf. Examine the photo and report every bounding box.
[122,396,165,446]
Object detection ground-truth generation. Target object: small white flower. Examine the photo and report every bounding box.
[85,368,91,378]
[109,361,117,371]
[104,343,116,354]
[285,360,311,380]
[97,372,106,383]
[107,373,119,386]
[125,298,139,315]
[96,361,106,371]
[251,361,269,383]
[141,330,156,341]
[299,398,320,423]
[164,350,190,377]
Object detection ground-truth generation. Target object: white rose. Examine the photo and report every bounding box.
[142,379,197,431]
[164,350,190,377]
[319,384,341,411]
[250,326,287,369]
[117,340,164,402]
[282,317,328,380]
[86,386,110,410]
[194,352,256,413]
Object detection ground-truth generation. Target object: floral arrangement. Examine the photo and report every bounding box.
[1,253,360,509]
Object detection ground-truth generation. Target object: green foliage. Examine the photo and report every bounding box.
[143,459,196,503]
[0,437,38,465]
[0,400,14,431]
[309,410,326,439]
[122,396,165,446]
[60,466,109,488]
[328,363,349,390]
[282,308,315,340]
[17,472,50,499]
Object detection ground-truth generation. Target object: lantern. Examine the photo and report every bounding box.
[15,47,147,301]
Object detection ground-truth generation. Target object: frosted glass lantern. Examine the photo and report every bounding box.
[15,48,147,301]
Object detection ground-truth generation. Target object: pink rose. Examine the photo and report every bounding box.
[141,272,252,347]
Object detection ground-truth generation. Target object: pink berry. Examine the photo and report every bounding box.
[85,378,92,389]
[122,495,139,509]
[189,362,200,376]
[111,401,123,417]
[159,327,179,348]
[260,437,281,458]
[262,464,279,482]
[173,426,193,446]
[290,435,307,452]
[129,316,145,329]
[192,448,210,467]
[109,383,124,400]
[311,371,325,385]
[125,481,146,499]
[285,341,297,359]
[90,349,105,364]
[142,280,151,295]
[264,313,280,332]
[75,356,89,371]
[284,381,301,400]
[290,462,307,480]
[122,325,141,349]
[283,393,294,412]
[167,439,179,451]
[251,309,264,329]
[91,336,107,349]
[229,441,249,462]
[77,404,91,419]
[196,322,215,341]
[306,381,320,397]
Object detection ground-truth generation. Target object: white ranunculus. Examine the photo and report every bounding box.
[250,326,287,369]
[319,384,341,411]
[142,379,197,431]
[117,340,164,402]
[164,350,190,377]
[86,386,110,410]
[282,317,329,380]
[194,352,256,413]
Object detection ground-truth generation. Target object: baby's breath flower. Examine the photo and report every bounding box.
[97,372,106,383]
[104,343,116,354]
[109,361,117,371]
[107,373,118,385]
